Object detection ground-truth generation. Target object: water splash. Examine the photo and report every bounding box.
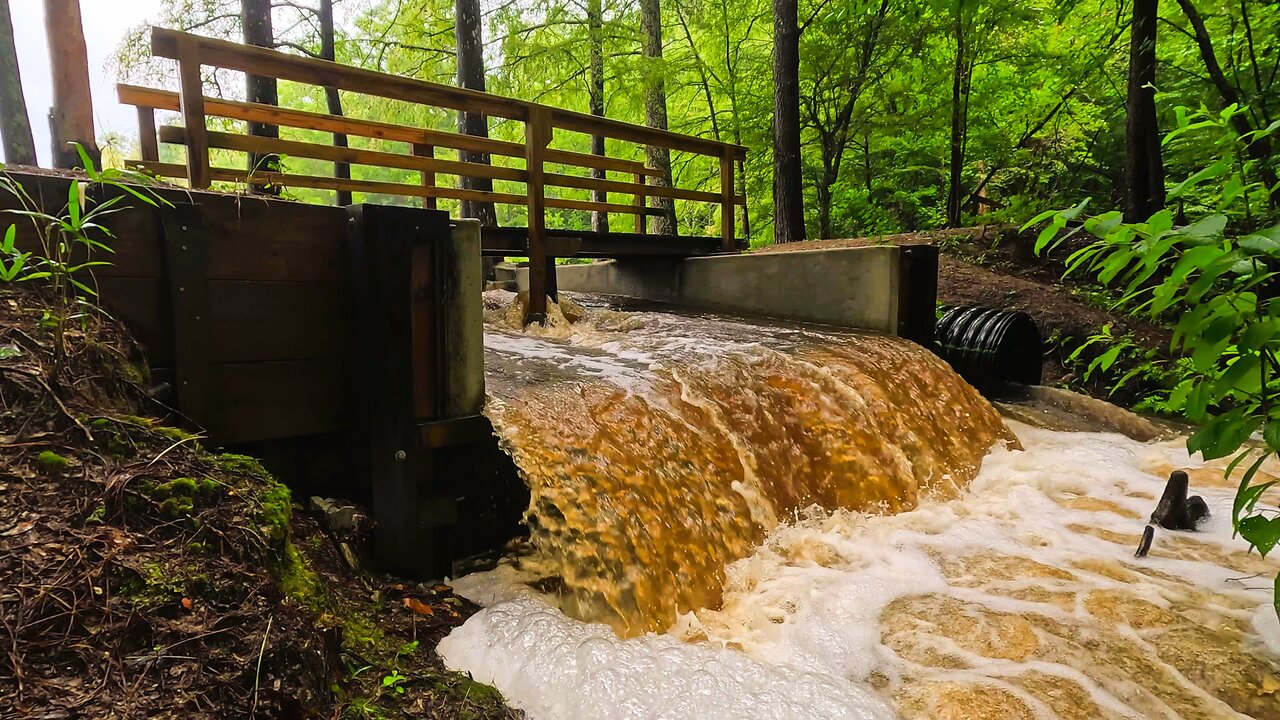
[480,291,1012,634]
[441,422,1280,720]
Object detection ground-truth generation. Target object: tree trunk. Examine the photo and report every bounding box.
[318,0,351,206]
[588,0,608,233]
[640,0,677,235]
[945,11,967,228]
[43,0,98,170]
[1174,0,1278,208]
[1123,0,1165,222]
[455,0,498,225]
[241,0,279,191]
[772,0,804,244]
[816,174,833,240]
[0,0,35,165]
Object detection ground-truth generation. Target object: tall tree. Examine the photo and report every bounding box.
[319,0,352,205]
[803,0,892,238]
[1123,0,1164,222]
[43,0,98,169]
[242,0,280,190]
[455,0,498,225]
[1174,0,1278,207]
[772,0,805,243]
[640,0,677,234]
[944,0,974,228]
[0,0,35,165]
[587,0,608,233]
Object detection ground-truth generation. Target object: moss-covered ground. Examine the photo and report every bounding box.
[0,287,518,719]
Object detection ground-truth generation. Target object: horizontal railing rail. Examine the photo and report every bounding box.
[123,27,749,320]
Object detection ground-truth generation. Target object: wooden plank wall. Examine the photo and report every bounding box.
[0,171,349,445]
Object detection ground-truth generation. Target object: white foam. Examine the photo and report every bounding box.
[438,597,896,720]
[441,423,1280,719]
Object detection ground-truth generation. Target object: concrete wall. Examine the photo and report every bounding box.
[514,245,925,336]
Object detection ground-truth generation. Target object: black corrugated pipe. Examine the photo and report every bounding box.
[936,306,1042,394]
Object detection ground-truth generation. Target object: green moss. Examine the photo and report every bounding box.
[159,496,194,518]
[153,477,199,499]
[197,478,220,500]
[86,505,106,524]
[116,415,155,428]
[118,562,187,605]
[37,450,69,472]
[106,433,134,458]
[187,540,206,554]
[257,481,293,545]
[273,540,324,607]
[214,452,272,480]
[153,425,199,443]
[431,676,510,719]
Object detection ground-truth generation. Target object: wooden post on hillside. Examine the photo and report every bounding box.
[43,0,99,169]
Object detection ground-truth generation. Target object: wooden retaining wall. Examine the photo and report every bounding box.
[2,169,526,577]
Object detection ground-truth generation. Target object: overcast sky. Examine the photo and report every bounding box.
[7,0,165,165]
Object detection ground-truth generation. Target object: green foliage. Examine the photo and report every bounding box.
[1026,103,1280,607]
[1,145,170,358]
[119,0,1280,243]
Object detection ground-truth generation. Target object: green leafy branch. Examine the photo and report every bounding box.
[1024,102,1280,619]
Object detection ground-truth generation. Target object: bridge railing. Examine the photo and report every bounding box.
[119,27,747,319]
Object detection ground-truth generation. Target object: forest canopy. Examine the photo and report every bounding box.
[112,0,1280,245]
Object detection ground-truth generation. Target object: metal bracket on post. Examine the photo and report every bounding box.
[159,203,212,431]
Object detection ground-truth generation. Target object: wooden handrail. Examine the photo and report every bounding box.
[131,160,667,217]
[153,125,745,206]
[119,84,660,178]
[149,27,746,160]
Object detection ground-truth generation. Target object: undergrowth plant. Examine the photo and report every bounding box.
[1025,103,1280,616]
[0,144,169,367]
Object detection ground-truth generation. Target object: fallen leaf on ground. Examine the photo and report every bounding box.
[402,598,434,616]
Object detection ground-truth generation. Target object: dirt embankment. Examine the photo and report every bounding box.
[757,226,1171,402]
[0,287,517,719]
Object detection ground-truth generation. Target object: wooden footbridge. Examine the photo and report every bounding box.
[118,28,748,321]
[3,27,749,580]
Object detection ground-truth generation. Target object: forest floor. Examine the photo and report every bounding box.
[0,286,518,719]
[755,225,1172,406]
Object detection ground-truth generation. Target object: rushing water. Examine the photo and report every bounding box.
[439,292,1280,719]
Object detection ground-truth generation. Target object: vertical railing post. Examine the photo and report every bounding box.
[634,172,646,235]
[413,142,437,210]
[174,36,210,189]
[137,106,159,162]
[720,146,735,252]
[524,107,552,323]
[737,155,751,241]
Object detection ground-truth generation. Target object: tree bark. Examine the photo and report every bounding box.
[587,0,608,233]
[241,0,279,191]
[318,0,351,206]
[455,0,498,225]
[640,0,677,234]
[945,7,969,228]
[0,0,35,165]
[1174,0,1278,208]
[772,0,804,243]
[1123,0,1165,222]
[43,0,98,169]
